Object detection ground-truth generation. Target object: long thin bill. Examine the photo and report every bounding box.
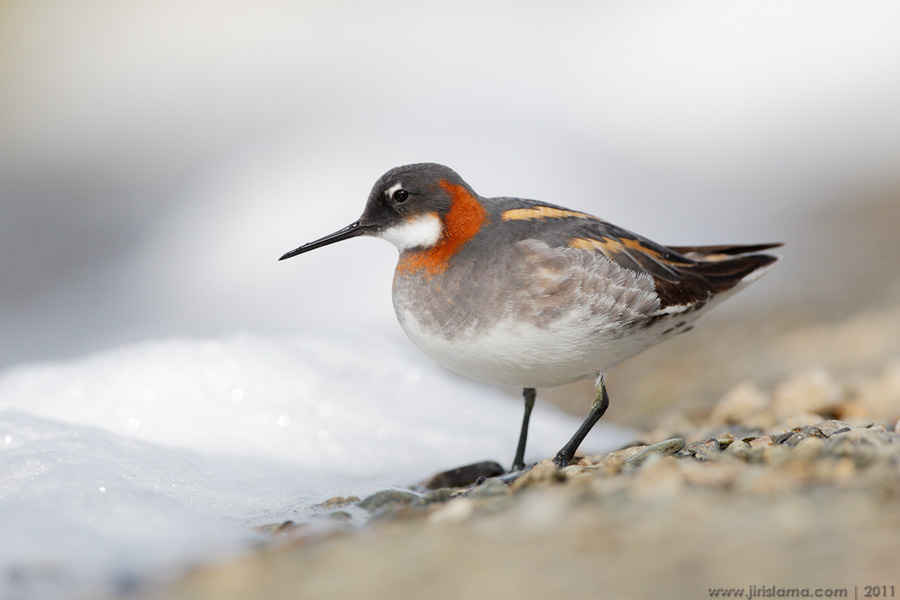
[278,220,372,261]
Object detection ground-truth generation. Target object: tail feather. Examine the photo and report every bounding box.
[669,243,783,261]
[687,253,779,293]
[653,248,781,309]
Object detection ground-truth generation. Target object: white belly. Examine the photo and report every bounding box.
[395,303,694,388]
[390,237,708,388]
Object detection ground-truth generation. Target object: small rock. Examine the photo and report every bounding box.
[509,460,565,491]
[423,461,506,490]
[747,435,775,448]
[815,420,853,437]
[681,438,720,461]
[464,477,510,499]
[774,425,826,448]
[724,439,751,458]
[423,488,456,503]
[357,489,426,512]
[316,496,360,509]
[624,438,685,469]
[716,431,736,446]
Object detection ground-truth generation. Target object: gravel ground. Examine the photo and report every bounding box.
[144,300,900,600]
[145,192,900,600]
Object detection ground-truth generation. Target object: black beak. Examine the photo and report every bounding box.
[279,220,373,261]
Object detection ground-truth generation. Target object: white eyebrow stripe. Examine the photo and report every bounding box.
[386,182,404,196]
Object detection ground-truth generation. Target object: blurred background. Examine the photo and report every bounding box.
[2,0,899,379]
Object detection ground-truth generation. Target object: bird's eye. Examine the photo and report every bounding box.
[392,189,409,203]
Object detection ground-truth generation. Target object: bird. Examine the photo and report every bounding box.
[279,163,780,471]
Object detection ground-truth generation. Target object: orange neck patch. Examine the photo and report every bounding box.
[397,180,488,276]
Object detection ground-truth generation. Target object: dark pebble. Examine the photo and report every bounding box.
[775,425,827,447]
[681,439,721,461]
[423,461,506,490]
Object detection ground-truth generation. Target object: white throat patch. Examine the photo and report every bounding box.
[379,213,443,251]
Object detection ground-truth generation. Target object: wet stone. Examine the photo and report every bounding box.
[681,438,721,461]
[747,435,775,448]
[463,477,510,499]
[724,439,751,458]
[423,488,456,504]
[316,496,360,509]
[775,425,827,448]
[423,461,506,490]
[357,489,426,512]
[509,460,566,491]
[625,438,686,469]
[716,432,736,446]
[703,426,763,444]
[816,420,853,437]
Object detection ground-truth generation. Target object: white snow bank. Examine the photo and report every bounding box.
[0,333,631,599]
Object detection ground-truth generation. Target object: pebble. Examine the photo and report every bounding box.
[294,364,900,529]
[816,420,853,437]
[624,438,685,468]
[773,425,826,447]
[724,440,751,458]
[510,460,566,491]
[423,461,505,490]
[182,305,900,600]
[358,489,426,512]
[680,438,720,461]
[747,435,775,448]
[464,477,509,499]
[316,496,360,509]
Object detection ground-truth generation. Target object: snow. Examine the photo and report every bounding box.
[0,333,632,600]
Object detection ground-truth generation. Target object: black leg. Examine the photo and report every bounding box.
[553,374,609,468]
[511,387,536,471]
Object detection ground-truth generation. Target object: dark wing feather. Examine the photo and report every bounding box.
[652,253,779,308]
[488,197,781,311]
[555,221,781,310]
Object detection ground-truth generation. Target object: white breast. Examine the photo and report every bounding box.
[390,238,711,388]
